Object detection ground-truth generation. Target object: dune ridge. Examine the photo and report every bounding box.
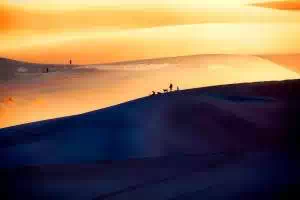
[1,54,299,129]
[0,79,298,199]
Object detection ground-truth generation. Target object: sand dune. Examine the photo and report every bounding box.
[0,54,299,128]
[0,57,77,83]
[0,79,298,199]
[1,79,299,165]
[259,54,300,74]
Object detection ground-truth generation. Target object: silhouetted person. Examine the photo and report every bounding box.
[70,59,72,65]
[169,83,173,92]
[177,86,179,91]
[152,91,156,95]
[46,68,49,73]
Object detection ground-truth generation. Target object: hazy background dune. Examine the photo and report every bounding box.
[0,1,299,198]
[0,54,299,128]
[1,0,300,128]
[259,54,300,74]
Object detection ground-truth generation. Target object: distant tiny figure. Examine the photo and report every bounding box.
[46,68,49,73]
[69,59,72,65]
[177,86,179,91]
[152,91,156,95]
[169,83,173,92]
[163,89,168,93]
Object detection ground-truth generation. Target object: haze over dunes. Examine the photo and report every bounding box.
[1,0,300,127]
[259,54,300,74]
[0,55,299,128]
[0,2,298,198]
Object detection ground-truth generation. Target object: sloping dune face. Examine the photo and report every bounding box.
[0,79,299,167]
[0,80,299,199]
[0,55,299,128]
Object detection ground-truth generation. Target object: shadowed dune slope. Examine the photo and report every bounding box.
[0,79,299,199]
[0,79,299,166]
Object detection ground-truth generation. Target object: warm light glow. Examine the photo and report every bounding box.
[6,0,255,9]
[1,23,300,64]
[1,0,299,128]
[1,0,300,63]
[1,54,299,128]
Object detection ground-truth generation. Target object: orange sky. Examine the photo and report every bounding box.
[253,0,300,10]
[1,0,300,64]
[1,1,300,128]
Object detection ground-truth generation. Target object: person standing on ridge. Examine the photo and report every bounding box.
[169,83,173,92]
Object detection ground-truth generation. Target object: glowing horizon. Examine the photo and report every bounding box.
[1,0,300,64]
[1,0,300,128]
[5,0,259,9]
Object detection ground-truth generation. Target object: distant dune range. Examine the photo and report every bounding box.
[0,57,78,83]
[1,54,299,82]
[0,54,299,128]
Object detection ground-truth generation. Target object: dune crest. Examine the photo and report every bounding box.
[0,54,299,128]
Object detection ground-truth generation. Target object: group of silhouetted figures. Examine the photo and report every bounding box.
[151,83,180,96]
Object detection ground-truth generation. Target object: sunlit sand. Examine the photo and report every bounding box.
[0,54,299,128]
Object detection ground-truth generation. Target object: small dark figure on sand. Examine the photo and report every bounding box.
[70,59,72,65]
[169,83,173,92]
